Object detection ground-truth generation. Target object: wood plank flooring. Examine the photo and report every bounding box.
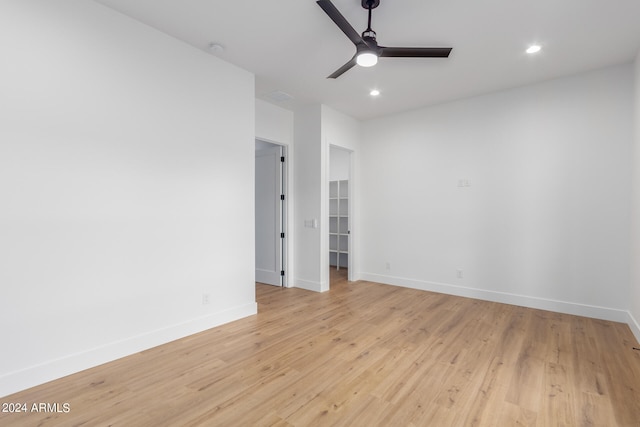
[1,269,639,426]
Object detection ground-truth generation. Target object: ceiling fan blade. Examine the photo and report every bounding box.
[327,56,357,79]
[379,47,452,58]
[316,0,365,46]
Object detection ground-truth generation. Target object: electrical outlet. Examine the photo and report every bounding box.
[385,262,391,270]
[456,269,463,279]
[202,293,210,305]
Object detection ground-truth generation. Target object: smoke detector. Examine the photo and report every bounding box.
[207,43,224,54]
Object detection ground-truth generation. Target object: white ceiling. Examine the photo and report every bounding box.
[94,0,640,120]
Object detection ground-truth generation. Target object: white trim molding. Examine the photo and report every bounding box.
[360,272,630,324]
[0,303,257,398]
[628,311,640,344]
[294,278,329,293]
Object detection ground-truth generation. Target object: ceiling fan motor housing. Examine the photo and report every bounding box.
[361,35,379,52]
[362,0,380,9]
[362,29,376,39]
[357,38,378,54]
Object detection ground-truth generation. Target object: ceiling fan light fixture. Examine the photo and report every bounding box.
[356,51,378,67]
[526,45,541,54]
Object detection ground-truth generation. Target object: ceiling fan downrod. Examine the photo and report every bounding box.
[362,0,378,38]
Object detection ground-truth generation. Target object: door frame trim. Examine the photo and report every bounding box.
[255,138,291,287]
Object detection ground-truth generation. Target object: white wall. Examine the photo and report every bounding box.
[293,105,361,290]
[326,104,359,181]
[330,147,350,181]
[0,0,256,397]
[360,64,633,322]
[294,105,324,291]
[322,105,361,152]
[631,53,640,342]
[322,106,361,282]
[256,99,294,145]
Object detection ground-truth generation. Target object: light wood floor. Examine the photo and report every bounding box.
[2,269,640,426]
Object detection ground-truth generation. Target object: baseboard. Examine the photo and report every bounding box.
[360,272,629,324]
[295,278,329,293]
[0,302,257,398]
[628,311,640,344]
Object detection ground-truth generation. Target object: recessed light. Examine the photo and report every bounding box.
[526,45,541,54]
[370,89,380,97]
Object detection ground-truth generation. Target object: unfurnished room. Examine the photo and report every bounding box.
[1,0,640,425]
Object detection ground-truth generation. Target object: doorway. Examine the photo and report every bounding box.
[329,146,352,285]
[255,140,287,287]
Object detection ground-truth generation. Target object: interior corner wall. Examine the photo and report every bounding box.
[0,0,256,397]
[630,52,640,343]
[294,105,324,291]
[360,64,633,323]
[293,105,361,291]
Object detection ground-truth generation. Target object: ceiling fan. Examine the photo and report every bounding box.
[316,0,452,78]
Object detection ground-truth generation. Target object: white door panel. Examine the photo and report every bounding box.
[255,145,283,286]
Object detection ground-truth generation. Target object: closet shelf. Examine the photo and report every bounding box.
[329,180,349,270]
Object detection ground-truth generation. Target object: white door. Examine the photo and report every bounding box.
[255,144,283,286]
